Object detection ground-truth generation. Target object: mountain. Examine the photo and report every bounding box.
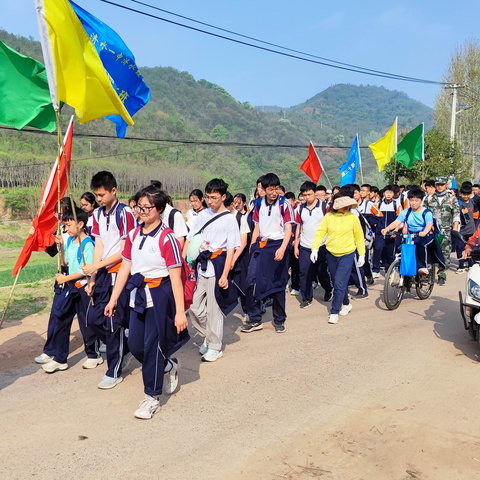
[0,30,433,195]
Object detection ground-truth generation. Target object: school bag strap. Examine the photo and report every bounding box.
[197,210,231,234]
[255,196,285,217]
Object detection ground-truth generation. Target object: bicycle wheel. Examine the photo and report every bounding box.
[383,258,404,310]
[416,263,436,299]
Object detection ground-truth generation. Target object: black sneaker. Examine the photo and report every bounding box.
[324,291,333,302]
[274,323,286,333]
[355,292,369,299]
[438,277,446,286]
[300,300,312,309]
[240,322,263,333]
[366,277,374,285]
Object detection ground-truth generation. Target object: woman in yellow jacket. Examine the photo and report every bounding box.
[310,195,365,324]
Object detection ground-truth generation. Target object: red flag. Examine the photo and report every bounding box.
[12,118,74,276]
[300,142,323,183]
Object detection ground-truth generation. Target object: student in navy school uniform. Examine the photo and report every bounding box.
[241,173,295,334]
[294,181,332,309]
[40,208,101,373]
[81,171,135,390]
[184,179,241,362]
[285,192,301,296]
[105,186,189,420]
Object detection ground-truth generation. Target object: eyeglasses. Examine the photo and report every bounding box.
[134,205,156,214]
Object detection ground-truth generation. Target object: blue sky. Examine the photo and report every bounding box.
[2,0,479,109]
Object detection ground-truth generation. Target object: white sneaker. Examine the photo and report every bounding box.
[202,348,223,362]
[418,268,429,276]
[372,272,380,279]
[290,289,300,296]
[82,357,104,369]
[42,360,68,373]
[98,375,123,389]
[164,358,179,394]
[134,395,161,420]
[199,339,208,356]
[328,314,339,324]
[98,342,107,354]
[35,353,53,364]
[339,303,352,316]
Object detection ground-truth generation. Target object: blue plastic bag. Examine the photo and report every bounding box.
[399,234,417,277]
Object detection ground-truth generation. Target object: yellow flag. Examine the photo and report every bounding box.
[369,118,397,172]
[34,0,133,125]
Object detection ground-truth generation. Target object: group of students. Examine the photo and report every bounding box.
[32,170,467,420]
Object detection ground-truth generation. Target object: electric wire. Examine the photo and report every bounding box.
[98,0,447,86]
[127,0,439,84]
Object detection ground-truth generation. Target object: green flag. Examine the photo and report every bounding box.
[397,123,424,169]
[0,41,56,132]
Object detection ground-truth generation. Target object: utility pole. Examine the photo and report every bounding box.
[446,84,465,142]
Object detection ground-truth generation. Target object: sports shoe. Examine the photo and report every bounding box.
[366,277,374,285]
[300,300,312,309]
[274,323,286,333]
[339,303,353,316]
[164,358,179,394]
[312,281,319,289]
[240,322,263,333]
[328,314,339,324]
[121,352,133,371]
[98,375,123,389]
[42,360,68,373]
[438,277,446,286]
[324,290,333,302]
[456,268,465,274]
[199,339,208,356]
[355,292,369,299]
[290,289,300,296]
[98,342,107,354]
[35,353,53,364]
[202,349,223,362]
[134,395,161,420]
[372,272,380,279]
[82,357,104,369]
[418,268,429,276]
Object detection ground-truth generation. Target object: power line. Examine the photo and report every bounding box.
[127,0,440,84]
[99,0,447,86]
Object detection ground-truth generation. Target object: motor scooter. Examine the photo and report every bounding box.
[456,231,480,346]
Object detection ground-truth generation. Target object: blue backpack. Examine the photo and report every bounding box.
[404,207,442,235]
[66,236,95,264]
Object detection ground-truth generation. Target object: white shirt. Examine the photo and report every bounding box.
[296,201,326,249]
[161,204,189,239]
[187,208,241,278]
[253,196,295,241]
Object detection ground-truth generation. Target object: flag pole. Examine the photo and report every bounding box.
[312,142,333,189]
[357,134,364,184]
[55,113,87,267]
[0,268,22,330]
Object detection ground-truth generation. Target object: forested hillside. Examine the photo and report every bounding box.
[0,29,433,197]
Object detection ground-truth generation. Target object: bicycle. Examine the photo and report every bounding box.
[383,233,436,310]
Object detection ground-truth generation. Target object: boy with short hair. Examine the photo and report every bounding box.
[455,184,475,272]
[40,208,100,373]
[185,179,241,362]
[241,173,295,333]
[81,171,135,389]
[294,181,332,308]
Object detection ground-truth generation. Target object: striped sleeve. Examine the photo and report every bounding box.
[119,208,135,239]
[160,232,182,269]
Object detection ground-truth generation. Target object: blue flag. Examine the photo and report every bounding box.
[70,1,150,137]
[451,175,457,189]
[340,135,361,186]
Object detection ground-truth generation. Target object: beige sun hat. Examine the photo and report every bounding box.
[332,196,358,210]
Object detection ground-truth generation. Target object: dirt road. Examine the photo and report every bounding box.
[1,272,479,480]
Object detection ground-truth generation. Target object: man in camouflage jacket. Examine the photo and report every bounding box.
[425,176,460,285]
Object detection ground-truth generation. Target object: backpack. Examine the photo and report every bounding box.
[66,236,95,264]
[168,208,190,233]
[132,226,194,310]
[298,200,327,221]
[357,212,374,250]
[96,202,129,232]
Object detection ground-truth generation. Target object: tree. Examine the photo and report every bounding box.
[383,127,465,184]
[434,38,480,180]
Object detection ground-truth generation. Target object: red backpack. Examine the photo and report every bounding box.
[131,225,195,310]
